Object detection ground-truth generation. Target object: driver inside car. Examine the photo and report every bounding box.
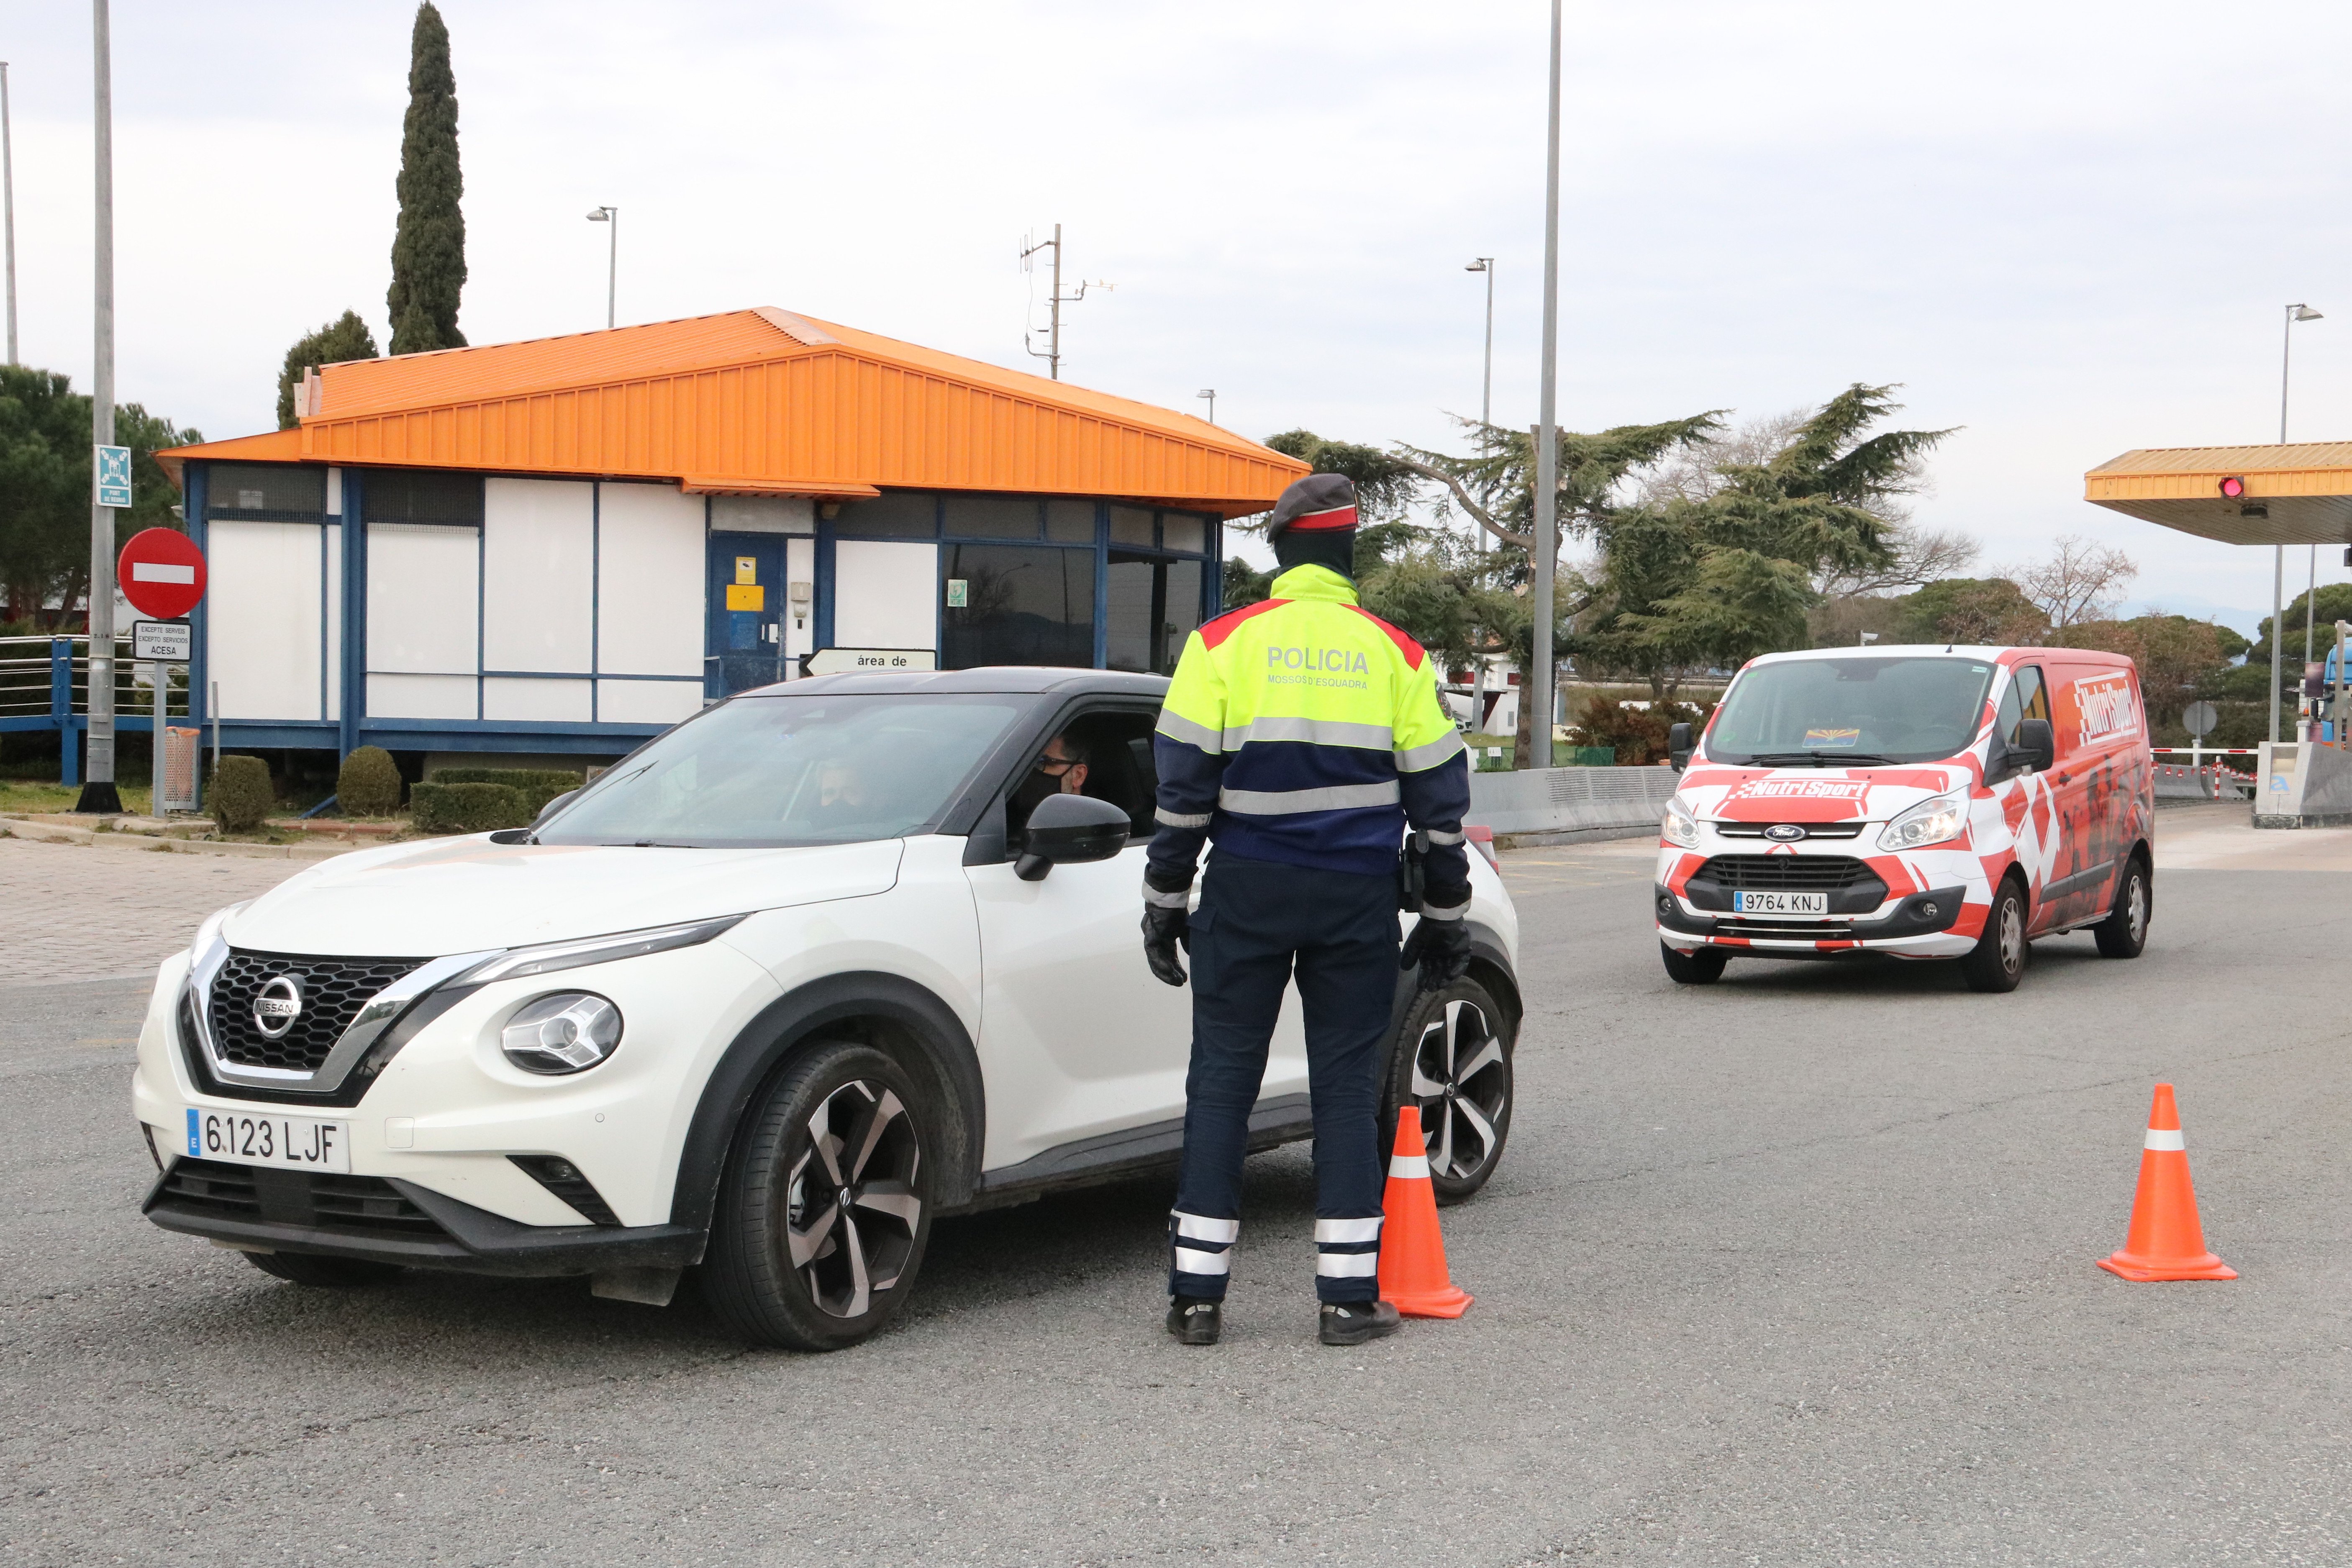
[1008,733,1090,835]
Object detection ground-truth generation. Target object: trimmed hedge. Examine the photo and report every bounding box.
[426,766,581,817]
[410,781,531,835]
[208,755,274,834]
[337,745,403,816]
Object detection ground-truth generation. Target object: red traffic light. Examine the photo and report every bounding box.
[2219,475,2247,498]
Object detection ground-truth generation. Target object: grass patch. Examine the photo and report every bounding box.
[0,778,154,816]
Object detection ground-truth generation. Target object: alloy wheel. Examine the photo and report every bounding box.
[2127,874,2148,943]
[2000,897,2024,975]
[783,1079,923,1319]
[1407,999,1508,1183]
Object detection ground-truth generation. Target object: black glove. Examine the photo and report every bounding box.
[1399,913,1471,993]
[1142,905,1190,987]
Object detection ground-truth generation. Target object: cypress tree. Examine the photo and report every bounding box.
[275,311,380,428]
[386,3,467,355]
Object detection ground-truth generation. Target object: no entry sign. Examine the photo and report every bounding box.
[116,528,207,620]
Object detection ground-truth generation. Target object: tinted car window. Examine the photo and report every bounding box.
[1707,657,1996,765]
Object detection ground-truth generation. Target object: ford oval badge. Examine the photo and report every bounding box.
[1762,823,1808,842]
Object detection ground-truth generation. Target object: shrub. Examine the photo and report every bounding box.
[1572,696,1716,766]
[337,746,403,816]
[426,766,581,817]
[207,755,274,834]
[409,781,531,835]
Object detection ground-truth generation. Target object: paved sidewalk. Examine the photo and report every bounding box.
[0,838,313,986]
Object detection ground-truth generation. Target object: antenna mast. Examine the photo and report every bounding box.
[1019,223,1108,380]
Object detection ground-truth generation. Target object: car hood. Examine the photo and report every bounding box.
[223,836,906,957]
[1676,760,1977,824]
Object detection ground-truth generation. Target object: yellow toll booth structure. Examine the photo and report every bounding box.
[2084,441,2352,825]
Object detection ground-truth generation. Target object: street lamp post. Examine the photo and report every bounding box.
[586,206,617,328]
[1527,0,1562,772]
[2,61,16,365]
[1195,388,1216,426]
[2276,302,2323,743]
[1465,257,1495,432]
[77,1,120,814]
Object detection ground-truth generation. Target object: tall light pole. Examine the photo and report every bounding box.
[1465,257,1494,431]
[586,207,616,328]
[1195,388,1216,426]
[2,61,17,365]
[2275,302,2323,743]
[78,1,119,813]
[1524,0,1562,771]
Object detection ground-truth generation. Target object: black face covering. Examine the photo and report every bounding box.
[1274,527,1357,582]
[1010,771,1060,823]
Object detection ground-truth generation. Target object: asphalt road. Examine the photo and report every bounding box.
[6,823,2349,1565]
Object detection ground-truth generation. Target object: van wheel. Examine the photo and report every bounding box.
[703,1041,934,1351]
[1960,878,2029,993]
[1660,942,1728,985]
[1384,978,1513,1204]
[2094,852,2152,959]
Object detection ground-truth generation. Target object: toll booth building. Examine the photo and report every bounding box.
[157,308,1305,773]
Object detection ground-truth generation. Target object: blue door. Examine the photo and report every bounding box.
[708,532,787,696]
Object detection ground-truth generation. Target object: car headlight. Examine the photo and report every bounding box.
[1878,793,1970,852]
[501,993,623,1074]
[1662,796,1700,849]
[446,913,746,988]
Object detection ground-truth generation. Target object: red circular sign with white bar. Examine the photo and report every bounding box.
[116,527,207,620]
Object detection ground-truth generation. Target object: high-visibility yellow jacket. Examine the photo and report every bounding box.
[1147,564,1472,905]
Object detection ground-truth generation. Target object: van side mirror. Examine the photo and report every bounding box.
[1666,721,1693,772]
[1014,791,1131,881]
[2015,718,2055,774]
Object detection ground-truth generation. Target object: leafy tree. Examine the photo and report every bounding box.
[2050,615,2229,711]
[1220,555,1272,611]
[387,3,467,355]
[1890,577,2046,644]
[2248,581,2352,667]
[276,311,380,429]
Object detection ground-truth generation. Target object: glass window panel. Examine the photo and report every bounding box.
[1109,506,1155,547]
[941,544,1096,669]
[1045,500,1097,544]
[1162,559,1203,663]
[208,463,327,516]
[1106,554,1204,675]
[362,469,484,525]
[1159,513,1206,554]
[942,496,1041,539]
[834,491,937,537]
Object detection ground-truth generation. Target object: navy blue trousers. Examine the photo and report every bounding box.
[1169,851,1398,1304]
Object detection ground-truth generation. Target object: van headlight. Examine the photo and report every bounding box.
[1662,795,1701,849]
[1878,793,1970,852]
[501,993,623,1074]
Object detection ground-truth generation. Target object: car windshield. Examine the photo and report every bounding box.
[1704,656,1995,766]
[536,694,1025,848]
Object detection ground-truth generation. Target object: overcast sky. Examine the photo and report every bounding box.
[8,0,2352,630]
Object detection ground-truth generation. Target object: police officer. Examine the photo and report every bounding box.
[1141,472,1474,1347]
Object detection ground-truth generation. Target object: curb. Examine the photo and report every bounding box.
[0,821,354,861]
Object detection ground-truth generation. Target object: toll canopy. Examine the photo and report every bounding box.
[2084,443,2352,546]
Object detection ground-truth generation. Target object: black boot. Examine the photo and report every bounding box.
[1166,1296,1221,1345]
[1318,1298,1400,1346]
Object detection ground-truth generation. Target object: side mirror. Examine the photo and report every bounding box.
[1014,792,1131,881]
[2016,718,2055,774]
[531,789,580,828]
[1666,721,1693,772]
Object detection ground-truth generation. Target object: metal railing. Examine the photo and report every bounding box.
[0,634,187,723]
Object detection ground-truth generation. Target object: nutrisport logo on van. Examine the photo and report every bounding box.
[2074,672,2141,743]
[1724,778,1872,803]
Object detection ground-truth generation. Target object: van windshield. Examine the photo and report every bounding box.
[536,693,1023,848]
[1704,657,1995,766]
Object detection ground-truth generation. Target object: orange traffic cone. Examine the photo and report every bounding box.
[2096,1083,2236,1282]
[1377,1106,1473,1318]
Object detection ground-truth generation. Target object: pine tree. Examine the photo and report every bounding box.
[275,311,380,429]
[386,3,467,356]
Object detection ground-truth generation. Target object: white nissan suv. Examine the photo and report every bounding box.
[133,668,1522,1350]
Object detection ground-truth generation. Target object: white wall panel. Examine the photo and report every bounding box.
[597,482,704,677]
[483,676,593,721]
[598,679,704,725]
[367,673,476,720]
[835,541,938,651]
[483,478,593,673]
[325,524,342,721]
[206,521,325,721]
[368,523,479,676]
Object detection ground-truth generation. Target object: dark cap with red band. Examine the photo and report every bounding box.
[1265,473,1359,539]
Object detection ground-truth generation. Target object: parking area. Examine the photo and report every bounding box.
[5,819,2349,1565]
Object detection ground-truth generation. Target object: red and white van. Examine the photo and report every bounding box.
[1653,644,2154,992]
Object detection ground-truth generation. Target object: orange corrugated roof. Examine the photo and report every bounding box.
[163,308,1305,516]
[151,426,301,488]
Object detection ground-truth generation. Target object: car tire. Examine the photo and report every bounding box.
[1659,942,1728,985]
[1383,978,1513,1205]
[245,1251,405,1288]
[2093,852,2152,959]
[1960,876,2029,993]
[703,1040,935,1352]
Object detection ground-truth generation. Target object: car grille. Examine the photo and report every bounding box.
[1699,854,1875,891]
[208,950,427,1073]
[157,1158,446,1239]
[1717,919,1856,940]
[1714,821,1865,839]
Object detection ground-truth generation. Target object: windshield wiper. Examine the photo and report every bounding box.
[1742,751,1898,767]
